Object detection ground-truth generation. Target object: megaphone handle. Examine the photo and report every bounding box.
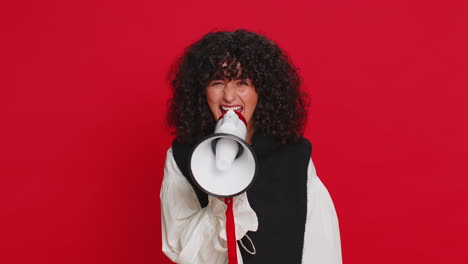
[225,198,238,264]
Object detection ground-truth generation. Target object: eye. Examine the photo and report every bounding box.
[237,80,248,86]
[210,81,224,86]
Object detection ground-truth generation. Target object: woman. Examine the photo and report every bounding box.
[161,29,342,264]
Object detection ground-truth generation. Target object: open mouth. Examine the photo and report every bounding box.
[220,105,243,114]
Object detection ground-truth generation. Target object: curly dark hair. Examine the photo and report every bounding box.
[167,29,309,144]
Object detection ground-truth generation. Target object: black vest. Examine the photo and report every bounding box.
[172,132,311,264]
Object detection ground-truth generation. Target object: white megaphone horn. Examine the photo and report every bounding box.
[189,109,258,198]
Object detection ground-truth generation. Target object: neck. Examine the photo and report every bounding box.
[246,126,255,144]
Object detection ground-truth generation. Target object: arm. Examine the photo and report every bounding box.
[160,148,257,264]
[302,159,342,264]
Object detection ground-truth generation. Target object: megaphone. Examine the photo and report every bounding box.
[189,109,258,198]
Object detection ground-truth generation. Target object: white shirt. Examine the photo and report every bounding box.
[161,148,342,264]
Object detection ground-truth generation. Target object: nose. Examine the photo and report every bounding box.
[223,83,236,103]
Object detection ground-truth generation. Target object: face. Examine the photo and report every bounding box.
[206,78,258,135]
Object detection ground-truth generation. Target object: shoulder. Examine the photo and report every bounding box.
[170,139,194,179]
[277,136,312,158]
[292,137,312,151]
[252,132,312,158]
[163,147,180,176]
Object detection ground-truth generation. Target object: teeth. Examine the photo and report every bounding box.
[221,106,242,111]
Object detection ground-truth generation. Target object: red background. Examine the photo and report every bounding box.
[2,0,468,263]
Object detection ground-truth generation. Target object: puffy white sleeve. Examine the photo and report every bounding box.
[160,148,258,264]
[302,159,342,264]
